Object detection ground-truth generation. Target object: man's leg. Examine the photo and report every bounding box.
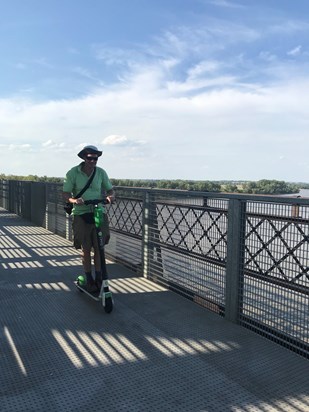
[73,216,97,290]
[81,248,94,284]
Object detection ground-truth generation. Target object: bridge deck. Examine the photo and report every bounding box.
[0,208,308,411]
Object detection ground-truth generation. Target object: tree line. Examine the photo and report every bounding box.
[108,178,305,194]
[0,173,63,183]
[1,173,307,194]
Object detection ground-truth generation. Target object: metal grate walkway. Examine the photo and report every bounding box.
[0,208,308,412]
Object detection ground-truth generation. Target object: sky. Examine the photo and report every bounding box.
[1,0,309,182]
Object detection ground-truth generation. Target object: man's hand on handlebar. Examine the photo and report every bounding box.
[74,197,84,205]
[106,195,115,204]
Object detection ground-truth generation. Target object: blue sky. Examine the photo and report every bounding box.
[1,0,309,182]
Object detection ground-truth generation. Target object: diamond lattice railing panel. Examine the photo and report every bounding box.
[245,216,309,287]
[155,203,228,262]
[109,199,143,237]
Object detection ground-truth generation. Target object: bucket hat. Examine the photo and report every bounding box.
[78,145,103,159]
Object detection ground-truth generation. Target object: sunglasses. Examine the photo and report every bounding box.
[85,156,98,161]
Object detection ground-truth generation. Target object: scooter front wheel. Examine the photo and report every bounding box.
[104,296,113,313]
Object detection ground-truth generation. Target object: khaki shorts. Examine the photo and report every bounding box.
[72,213,110,250]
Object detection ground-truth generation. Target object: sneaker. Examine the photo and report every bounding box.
[84,282,98,293]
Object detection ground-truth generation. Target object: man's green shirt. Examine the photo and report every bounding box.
[63,163,113,215]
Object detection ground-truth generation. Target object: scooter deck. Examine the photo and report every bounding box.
[75,280,113,313]
[75,281,101,301]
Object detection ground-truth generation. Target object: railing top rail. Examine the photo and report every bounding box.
[114,186,309,205]
[2,180,309,205]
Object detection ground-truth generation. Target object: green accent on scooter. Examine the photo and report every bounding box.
[94,206,104,228]
[77,275,86,286]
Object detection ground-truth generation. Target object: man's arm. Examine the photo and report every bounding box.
[63,192,71,203]
[63,171,76,204]
[106,188,115,204]
[63,192,84,205]
[63,167,83,205]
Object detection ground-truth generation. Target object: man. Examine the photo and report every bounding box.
[63,145,115,292]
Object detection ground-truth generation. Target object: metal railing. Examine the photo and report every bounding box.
[0,180,308,358]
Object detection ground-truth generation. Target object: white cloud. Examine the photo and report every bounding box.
[0,143,32,151]
[167,75,236,93]
[42,139,53,147]
[187,60,221,79]
[270,20,309,35]
[41,140,66,150]
[1,62,309,180]
[102,135,145,148]
[152,23,260,61]
[287,45,302,57]
[93,45,144,67]
[207,0,245,9]
[72,67,100,82]
[259,51,277,62]
[103,135,129,145]
[1,12,309,181]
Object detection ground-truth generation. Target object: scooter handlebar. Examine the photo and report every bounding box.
[84,199,110,206]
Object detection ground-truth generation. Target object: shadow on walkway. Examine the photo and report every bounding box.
[0,209,308,411]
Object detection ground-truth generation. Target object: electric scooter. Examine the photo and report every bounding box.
[75,198,113,313]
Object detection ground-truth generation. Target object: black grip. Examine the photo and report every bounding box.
[84,199,109,206]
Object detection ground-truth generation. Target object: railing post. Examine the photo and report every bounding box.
[141,190,150,278]
[225,198,246,323]
[30,182,47,226]
[8,180,14,213]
